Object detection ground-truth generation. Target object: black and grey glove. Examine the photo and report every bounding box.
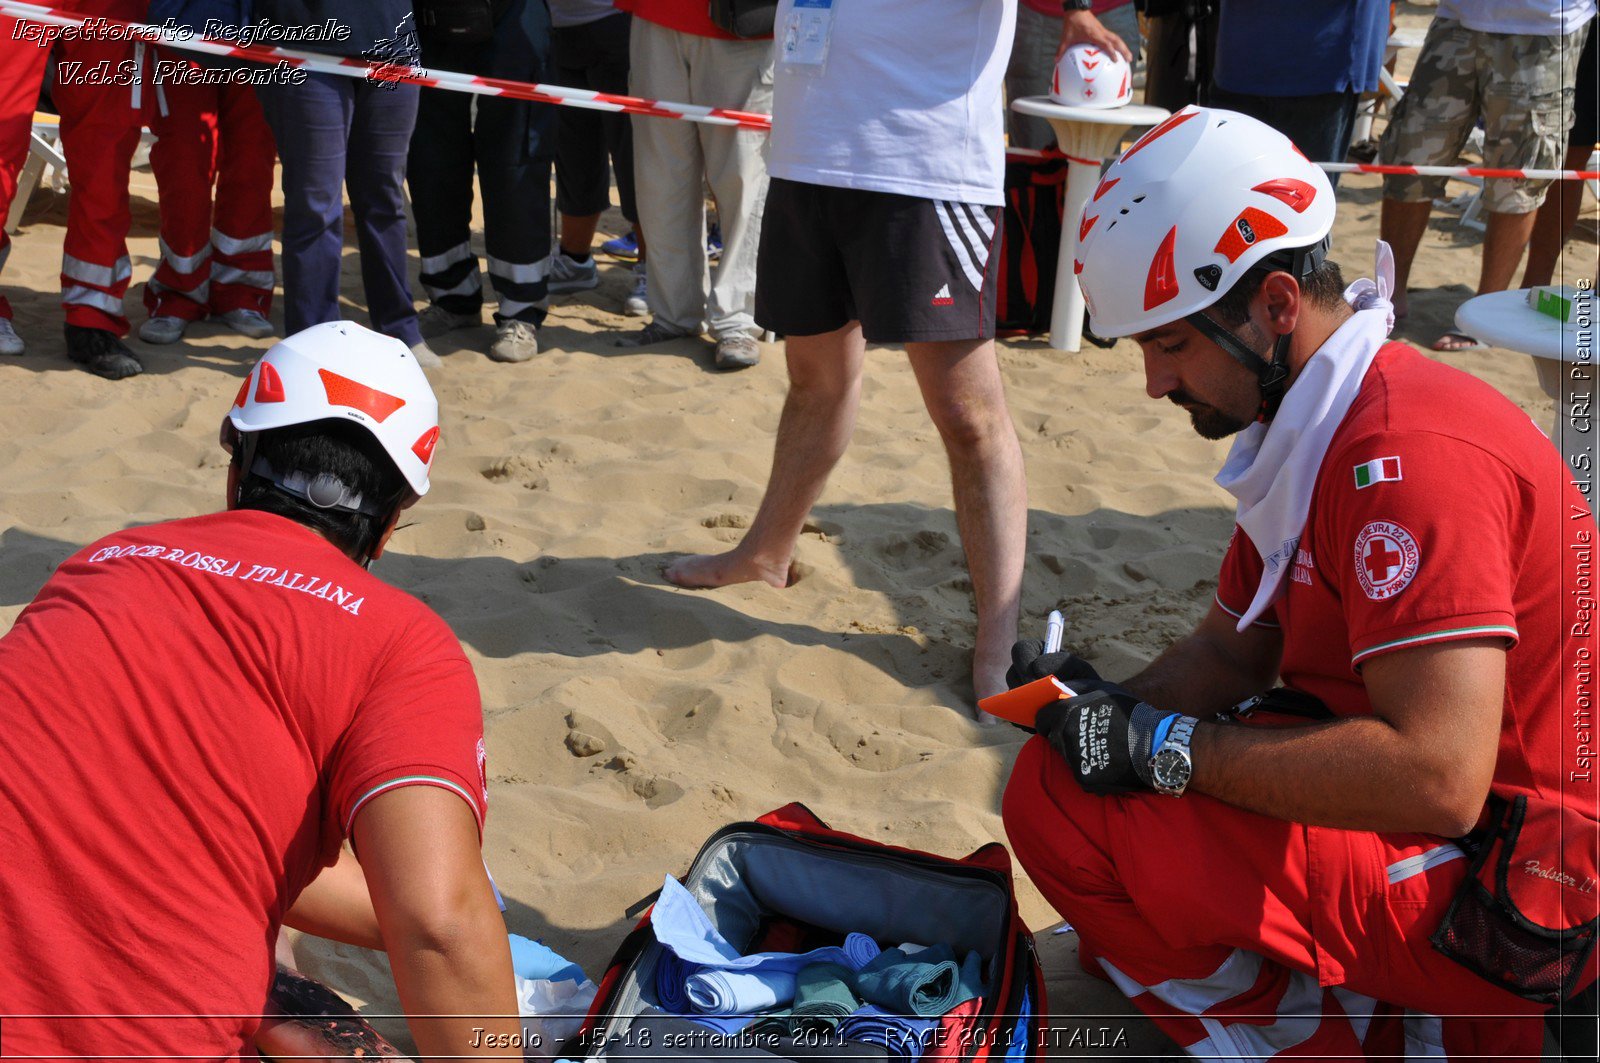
[1005,639,1105,691]
[1036,681,1179,796]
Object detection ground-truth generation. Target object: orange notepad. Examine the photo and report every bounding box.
[978,675,1077,728]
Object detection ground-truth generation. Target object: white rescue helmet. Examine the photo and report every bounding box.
[222,321,440,500]
[1076,106,1336,339]
[1050,43,1132,109]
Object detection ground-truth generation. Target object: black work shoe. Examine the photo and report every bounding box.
[65,324,143,380]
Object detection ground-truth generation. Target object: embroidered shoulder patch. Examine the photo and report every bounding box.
[1355,520,1420,600]
[1353,456,1402,489]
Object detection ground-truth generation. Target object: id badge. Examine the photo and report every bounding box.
[781,0,834,75]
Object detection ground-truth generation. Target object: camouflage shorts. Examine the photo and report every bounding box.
[1379,17,1587,213]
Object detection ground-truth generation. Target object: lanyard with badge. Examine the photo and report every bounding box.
[781,0,834,75]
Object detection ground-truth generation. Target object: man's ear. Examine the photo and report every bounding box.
[1255,270,1303,338]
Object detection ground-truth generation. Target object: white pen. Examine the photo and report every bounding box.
[1044,609,1064,655]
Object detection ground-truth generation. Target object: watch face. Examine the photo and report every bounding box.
[1152,748,1192,791]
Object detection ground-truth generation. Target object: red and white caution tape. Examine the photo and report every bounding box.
[0,0,772,130]
[1321,161,1600,182]
[9,1,1598,180]
[1010,146,1600,182]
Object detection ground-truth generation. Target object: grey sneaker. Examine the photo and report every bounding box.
[410,339,442,368]
[489,319,539,363]
[0,317,23,355]
[714,333,761,371]
[418,303,480,339]
[623,263,648,317]
[138,315,187,344]
[615,320,692,348]
[547,250,599,295]
[217,308,274,339]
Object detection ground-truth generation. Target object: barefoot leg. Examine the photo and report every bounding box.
[905,338,1027,704]
[665,323,867,589]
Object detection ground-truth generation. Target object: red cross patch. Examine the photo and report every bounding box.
[1354,520,1420,600]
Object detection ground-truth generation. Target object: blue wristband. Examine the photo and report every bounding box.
[1150,713,1177,752]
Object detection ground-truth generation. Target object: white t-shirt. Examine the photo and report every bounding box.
[768,0,1015,206]
[1437,0,1594,36]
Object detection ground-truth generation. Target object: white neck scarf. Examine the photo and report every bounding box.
[1214,242,1397,630]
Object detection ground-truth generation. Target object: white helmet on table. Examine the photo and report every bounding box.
[1050,43,1132,109]
[1075,106,1336,416]
[222,321,441,504]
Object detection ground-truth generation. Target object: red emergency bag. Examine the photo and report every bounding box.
[569,803,1046,1062]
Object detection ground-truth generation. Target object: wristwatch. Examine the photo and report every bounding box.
[1061,0,1094,11]
[1149,716,1197,797]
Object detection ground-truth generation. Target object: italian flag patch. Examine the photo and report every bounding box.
[1353,456,1402,489]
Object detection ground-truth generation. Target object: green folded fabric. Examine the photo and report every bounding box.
[855,945,984,1017]
[789,962,862,1032]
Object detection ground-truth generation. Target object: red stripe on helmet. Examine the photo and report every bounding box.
[1092,176,1119,202]
[317,369,407,422]
[1144,226,1180,311]
[233,374,252,408]
[1121,109,1198,163]
[1079,213,1098,241]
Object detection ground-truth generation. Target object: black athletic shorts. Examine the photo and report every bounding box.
[755,178,1001,343]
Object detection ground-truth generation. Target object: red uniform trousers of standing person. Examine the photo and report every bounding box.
[52,0,149,335]
[143,48,275,322]
[1003,739,1551,1061]
[0,14,53,321]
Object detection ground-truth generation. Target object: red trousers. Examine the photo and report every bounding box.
[143,50,275,321]
[53,0,148,333]
[0,14,52,320]
[1002,738,1549,1061]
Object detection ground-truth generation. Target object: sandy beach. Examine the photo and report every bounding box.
[1,2,1594,1054]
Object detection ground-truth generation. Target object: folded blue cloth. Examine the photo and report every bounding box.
[843,932,882,970]
[838,1007,937,1061]
[507,933,586,984]
[655,950,700,1013]
[686,1013,758,1036]
[855,944,982,1017]
[687,968,797,1015]
[650,877,878,976]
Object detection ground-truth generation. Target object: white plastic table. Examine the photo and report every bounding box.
[1456,288,1594,446]
[1010,97,1170,352]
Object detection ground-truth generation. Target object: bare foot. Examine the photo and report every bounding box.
[1431,331,1485,352]
[972,646,1011,705]
[1393,290,1409,320]
[664,549,796,589]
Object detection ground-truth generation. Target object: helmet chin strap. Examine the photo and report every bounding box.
[1181,239,1324,423]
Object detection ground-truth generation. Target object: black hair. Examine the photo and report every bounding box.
[233,419,409,561]
[1209,256,1347,329]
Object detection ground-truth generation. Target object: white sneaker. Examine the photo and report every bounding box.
[138,315,187,344]
[489,319,539,363]
[0,318,23,355]
[623,263,648,317]
[546,250,599,295]
[410,339,442,368]
[217,308,274,339]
